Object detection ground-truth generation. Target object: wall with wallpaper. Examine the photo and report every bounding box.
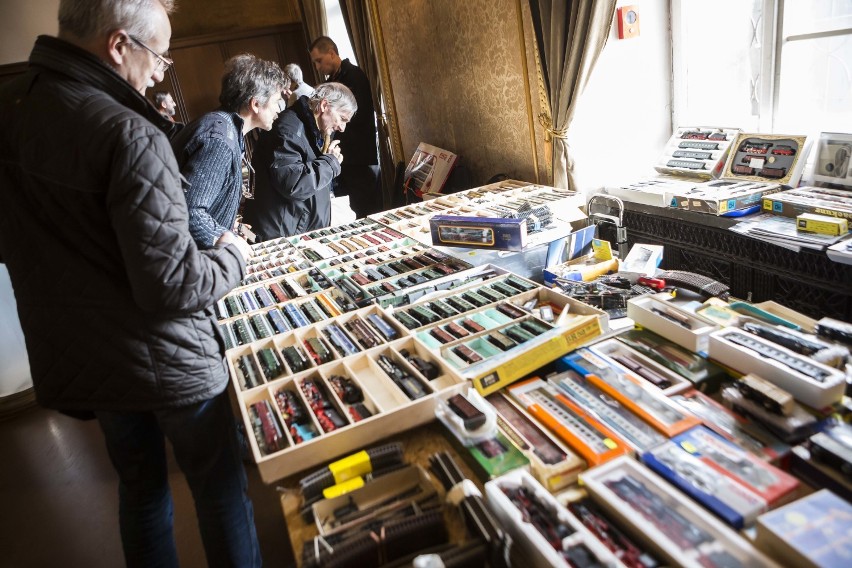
[376,0,546,187]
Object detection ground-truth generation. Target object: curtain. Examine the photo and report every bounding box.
[529,0,616,190]
[339,0,396,209]
[299,0,328,69]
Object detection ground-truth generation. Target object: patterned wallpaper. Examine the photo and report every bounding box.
[376,0,547,187]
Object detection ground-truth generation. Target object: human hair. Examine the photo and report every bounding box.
[153,91,170,106]
[309,36,338,55]
[58,0,175,42]
[309,82,357,117]
[218,54,289,113]
[283,63,304,87]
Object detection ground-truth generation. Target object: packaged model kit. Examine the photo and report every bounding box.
[559,347,702,437]
[811,132,852,189]
[670,425,800,506]
[507,377,631,467]
[654,126,741,179]
[763,185,852,221]
[641,439,768,528]
[485,469,625,568]
[580,456,781,568]
[755,489,852,568]
[549,369,667,453]
[429,215,528,251]
[484,391,586,491]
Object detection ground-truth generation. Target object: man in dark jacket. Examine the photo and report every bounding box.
[0,1,259,566]
[310,36,382,218]
[244,82,356,239]
[171,54,289,248]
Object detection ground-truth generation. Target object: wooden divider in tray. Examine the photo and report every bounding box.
[387,265,607,395]
[227,304,465,482]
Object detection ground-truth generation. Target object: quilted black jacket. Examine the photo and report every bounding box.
[0,36,245,412]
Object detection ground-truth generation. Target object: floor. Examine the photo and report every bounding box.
[0,403,297,568]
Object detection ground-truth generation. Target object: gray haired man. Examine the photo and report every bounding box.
[284,62,315,107]
[172,53,290,249]
[244,82,357,239]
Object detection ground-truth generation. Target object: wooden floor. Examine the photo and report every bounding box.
[0,404,296,568]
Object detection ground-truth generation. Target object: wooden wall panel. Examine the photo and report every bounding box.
[223,35,280,63]
[167,24,312,122]
[170,0,300,38]
[170,44,227,120]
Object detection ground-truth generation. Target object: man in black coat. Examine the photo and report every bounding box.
[310,36,382,218]
[0,1,259,566]
[244,83,356,239]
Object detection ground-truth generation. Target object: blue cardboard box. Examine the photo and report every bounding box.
[429,215,527,251]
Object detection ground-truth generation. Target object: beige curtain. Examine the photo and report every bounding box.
[298,0,328,67]
[338,0,396,209]
[529,0,616,190]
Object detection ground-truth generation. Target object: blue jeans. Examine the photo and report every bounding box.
[95,392,261,568]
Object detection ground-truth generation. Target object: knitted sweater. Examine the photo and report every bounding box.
[171,111,245,248]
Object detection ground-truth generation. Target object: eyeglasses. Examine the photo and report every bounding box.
[128,35,173,73]
[276,98,287,113]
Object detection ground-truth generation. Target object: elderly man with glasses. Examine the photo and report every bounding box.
[0,1,265,566]
[171,54,290,250]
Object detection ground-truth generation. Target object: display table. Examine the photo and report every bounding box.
[277,421,482,567]
[597,202,852,321]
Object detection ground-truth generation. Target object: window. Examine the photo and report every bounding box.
[322,0,358,64]
[672,0,852,135]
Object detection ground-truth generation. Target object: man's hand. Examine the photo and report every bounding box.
[217,231,253,262]
[327,139,344,165]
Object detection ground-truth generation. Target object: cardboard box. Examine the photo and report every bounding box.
[708,328,846,409]
[670,389,791,464]
[627,293,721,353]
[429,215,528,251]
[602,176,700,207]
[485,469,623,568]
[811,132,852,189]
[654,126,741,179]
[401,267,607,395]
[721,133,810,186]
[680,180,782,215]
[756,489,852,568]
[580,456,782,568]
[614,328,731,393]
[763,186,852,221]
[549,369,668,453]
[797,213,848,236]
[229,306,467,483]
[558,348,701,437]
[586,337,692,395]
[484,391,586,491]
[641,440,767,528]
[669,425,799,506]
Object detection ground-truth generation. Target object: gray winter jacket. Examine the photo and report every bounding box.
[0,36,245,412]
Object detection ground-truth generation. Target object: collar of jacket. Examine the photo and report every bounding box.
[29,35,180,138]
[329,58,352,82]
[291,95,324,152]
[211,108,247,154]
